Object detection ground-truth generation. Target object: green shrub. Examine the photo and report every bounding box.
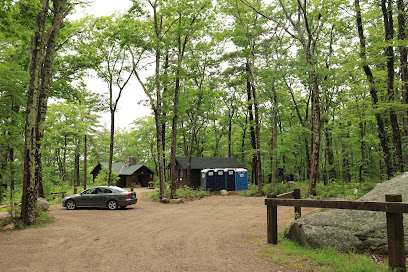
[94,167,120,186]
[147,186,210,202]
[262,183,290,195]
[175,186,210,200]
[240,184,262,196]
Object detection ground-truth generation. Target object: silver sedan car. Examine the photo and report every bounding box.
[62,186,137,210]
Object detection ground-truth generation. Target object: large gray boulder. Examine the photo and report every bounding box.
[36,197,50,211]
[285,172,408,253]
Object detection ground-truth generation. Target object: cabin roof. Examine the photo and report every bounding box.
[90,163,154,176]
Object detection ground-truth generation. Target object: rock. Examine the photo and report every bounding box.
[2,223,15,231]
[161,198,170,204]
[220,190,229,196]
[169,199,182,204]
[0,212,8,219]
[36,197,49,211]
[286,172,408,253]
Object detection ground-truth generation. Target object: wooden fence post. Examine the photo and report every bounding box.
[385,194,406,272]
[267,194,278,244]
[294,188,301,220]
[74,187,77,194]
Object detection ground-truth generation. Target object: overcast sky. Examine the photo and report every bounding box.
[69,0,151,130]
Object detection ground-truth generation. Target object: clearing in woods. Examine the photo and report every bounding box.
[0,190,315,272]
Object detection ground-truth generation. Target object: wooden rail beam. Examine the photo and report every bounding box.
[265,198,408,213]
[386,195,406,272]
[267,194,278,244]
[265,193,407,272]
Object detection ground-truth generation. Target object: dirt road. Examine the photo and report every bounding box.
[0,191,312,272]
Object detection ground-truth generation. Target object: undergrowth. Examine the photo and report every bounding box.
[0,209,55,231]
[240,179,378,200]
[145,185,210,202]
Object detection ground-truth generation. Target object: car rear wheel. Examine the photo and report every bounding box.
[107,200,118,210]
[66,199,76,210]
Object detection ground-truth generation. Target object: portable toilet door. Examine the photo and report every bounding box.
[215,169,226,191]
[201,169,216,191]
[235,168,248,191]
[224,168,236,191]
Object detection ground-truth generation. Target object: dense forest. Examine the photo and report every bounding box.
[1,0,407,223]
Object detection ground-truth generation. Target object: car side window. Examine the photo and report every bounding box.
[98,188,107,194]
[106,189,112,194]
[83,188,96,194]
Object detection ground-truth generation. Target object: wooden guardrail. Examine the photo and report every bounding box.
[265,191,407,271]
[51,191,67,198]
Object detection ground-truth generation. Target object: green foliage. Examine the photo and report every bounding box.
[240,184,262,197]
[261,239,388,272]
[94,167,120,186]
[313,180,378,200]
[262,183,290,196]
[240,179,378,200]
[0,209,54,230]
[174,186,210,200]
[147,186,210,202]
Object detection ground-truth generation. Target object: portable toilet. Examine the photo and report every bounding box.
[235,168,248,191]
[201,169,216,191]
[215,169,226,191]
[224,168,236,191]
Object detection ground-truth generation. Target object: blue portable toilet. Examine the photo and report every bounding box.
[224,168,236,191]
[215,169,226,191]
[235,168,248,191]
[201,169,216,191]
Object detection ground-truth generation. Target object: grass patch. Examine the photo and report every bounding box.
[259,238,388,272]
[0,209,55,231]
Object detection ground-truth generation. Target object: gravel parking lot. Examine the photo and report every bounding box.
[0,190,314,272]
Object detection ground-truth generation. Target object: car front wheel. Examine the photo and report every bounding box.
[66,199,76,210]
[107,200,118,210]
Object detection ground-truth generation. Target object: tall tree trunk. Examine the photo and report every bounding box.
[308,68,321,196]
[83,134,87,190]
[241,119,247,164]
[397,0,408,167]
[22,0,69,224]
[162,51,169,169]
[248,42,263,191]
[382,0,403,172]
[271,83,278,187]
[187,91,204,185]
[170,64,182,198]
[74,142,80,187]
[246,62,257,184]
[355,0,393,179]
[152,21,166,201]
[8,146,15,217]
[170,20,190,198]
[107,110,115,185]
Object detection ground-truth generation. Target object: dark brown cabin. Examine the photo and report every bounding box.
[90,156,155,188]
[173,157,244,189]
